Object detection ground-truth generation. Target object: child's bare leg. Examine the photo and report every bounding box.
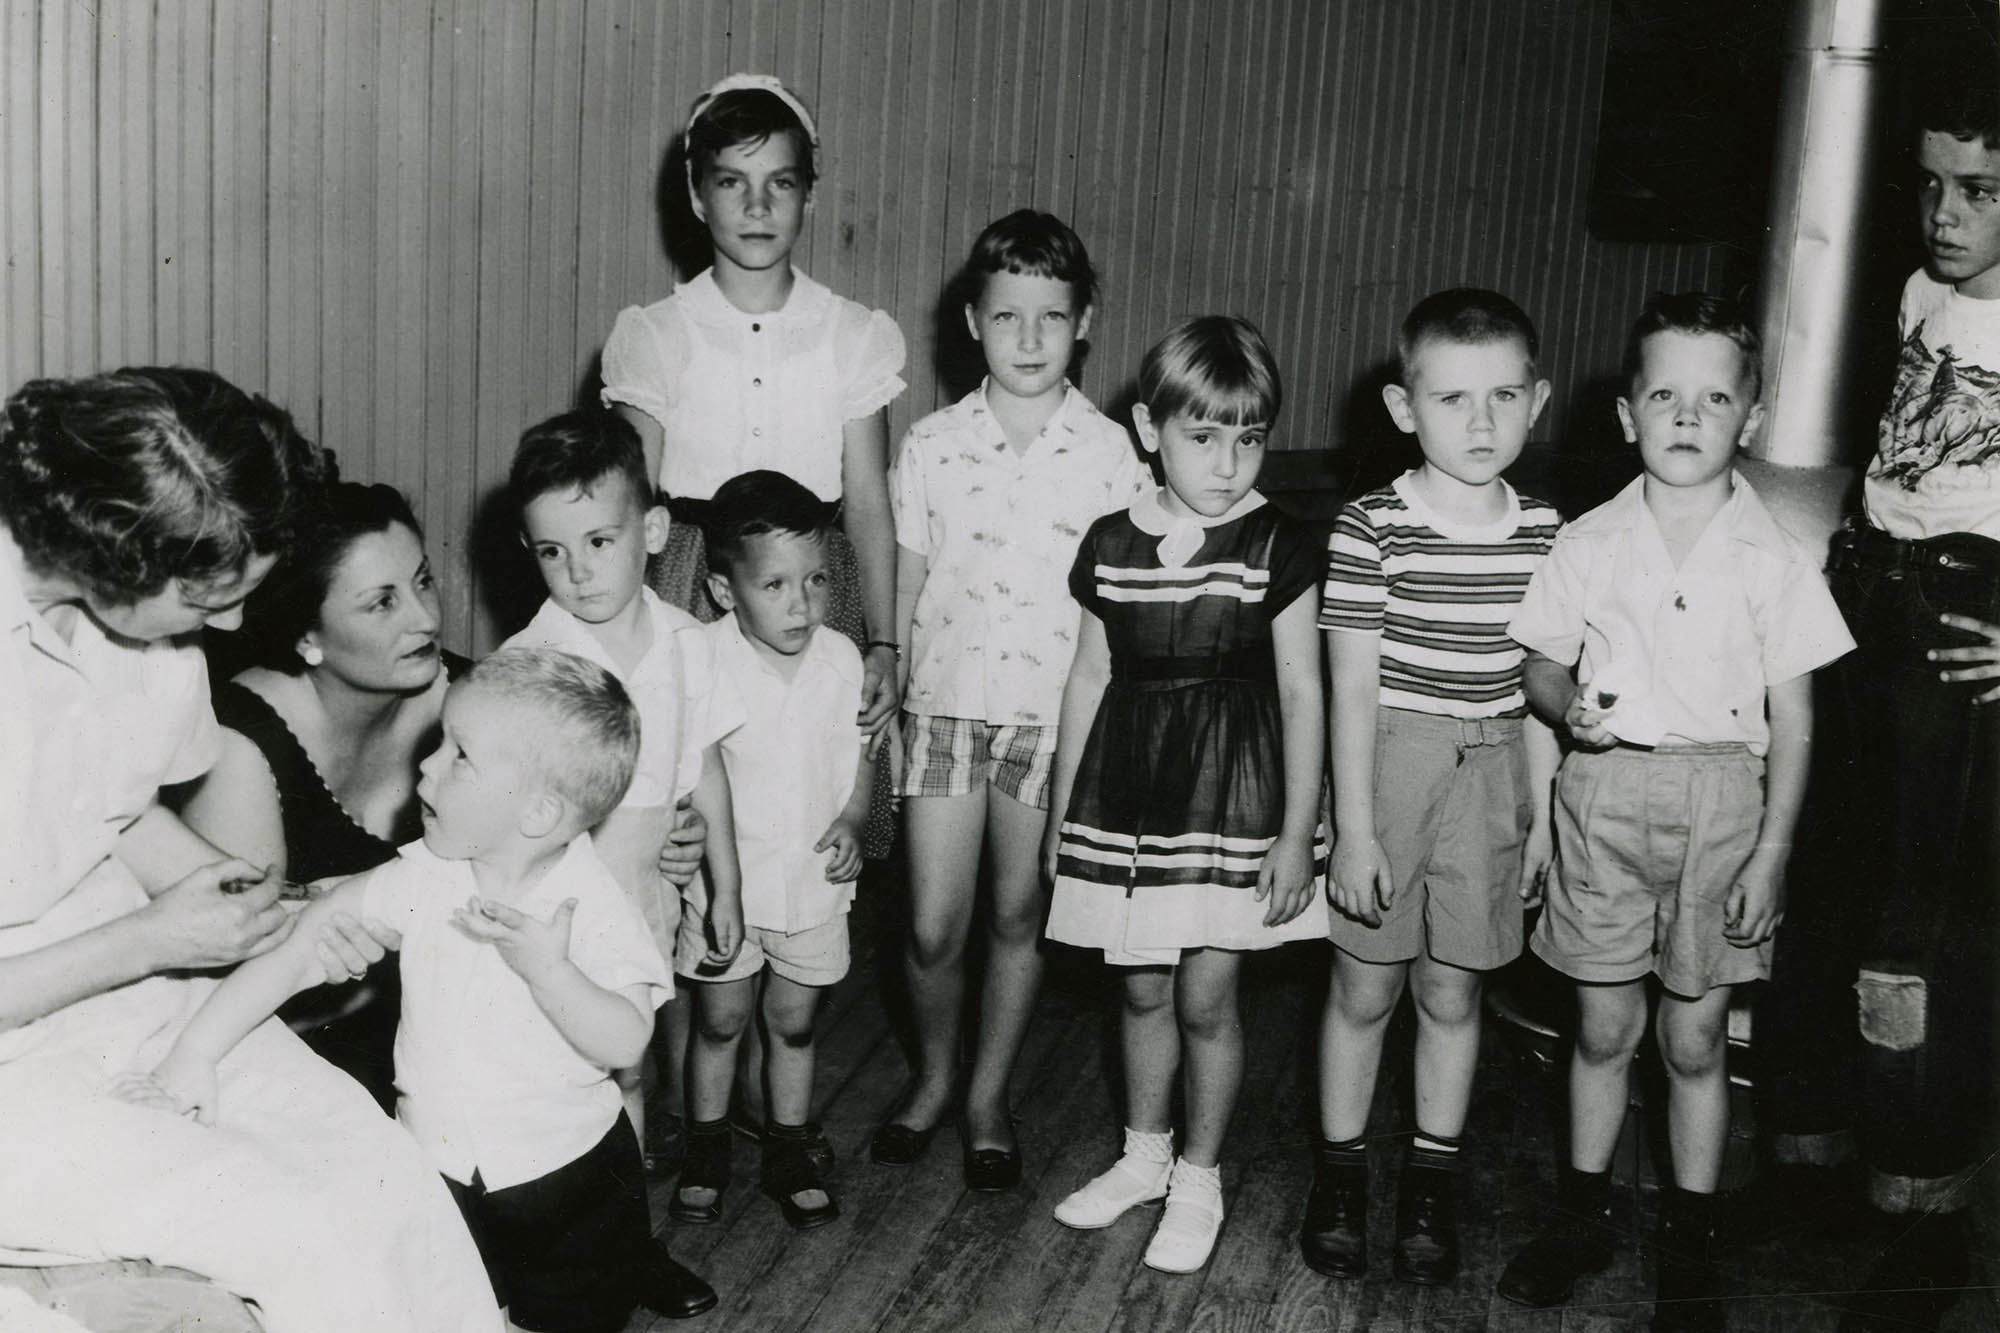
[1570,980,1648,1170]
[896,790,985,1130]
[737,974,766,1124]
[654,991,690,1116]
[1656,985,1733,1192]
[962,787,1049,1151]
[1122,966,1179,1134]
[682,978,755,1207]
[1409,954,1484,1138]
[1317,951,1410,1140]
[1175,948,1244,1168]
[762,974,829,1208]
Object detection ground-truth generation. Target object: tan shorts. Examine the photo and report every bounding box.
[1535,744,1769,997]
[674,893,850,988]
[898,712,1056,808]
[1329,709,1529,970]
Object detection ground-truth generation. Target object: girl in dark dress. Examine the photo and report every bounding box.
[1042,318,1329,1275]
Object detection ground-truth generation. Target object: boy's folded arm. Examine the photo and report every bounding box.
[1520,651,1578,729]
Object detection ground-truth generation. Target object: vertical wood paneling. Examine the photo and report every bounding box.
[2,0,1740,651]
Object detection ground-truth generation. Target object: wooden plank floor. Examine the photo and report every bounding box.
[631,865,1999,1332]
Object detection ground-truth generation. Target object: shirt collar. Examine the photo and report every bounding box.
[1128,487,1266,568]
[1598,471,1798,558]
[965,380,1087,451]
[719,611,860,687]
[396,829,603,910]
[683,266,832,330]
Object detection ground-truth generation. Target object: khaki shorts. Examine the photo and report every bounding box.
[898,712,1056,808]
[674,893,850,988]
[1329,709,1529,970]
[1534,744,1769,997]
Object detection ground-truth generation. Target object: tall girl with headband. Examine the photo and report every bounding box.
[1042,317,1330,1274]
[601,73,906,741]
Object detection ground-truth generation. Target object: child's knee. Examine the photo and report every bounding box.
[693,999,751,1045]
[1575,1009,1646,1066]
[1658,1015,1728,1082]
[1177,991,1239,1042]
[1123,972,1174,1020]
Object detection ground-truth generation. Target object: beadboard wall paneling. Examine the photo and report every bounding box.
[0,0,1735,652]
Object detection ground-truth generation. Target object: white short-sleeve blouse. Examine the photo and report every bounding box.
[600,268,907,502]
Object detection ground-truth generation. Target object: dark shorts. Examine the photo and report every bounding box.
[445,1113,650,1333]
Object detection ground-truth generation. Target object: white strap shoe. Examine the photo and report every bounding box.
[1142,1158,1225,1273]
[1053,1131,1173,1230]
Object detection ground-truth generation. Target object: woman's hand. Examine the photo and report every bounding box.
[658,799,707,887]
[137,860,297,971]
[1931,613,2000,703]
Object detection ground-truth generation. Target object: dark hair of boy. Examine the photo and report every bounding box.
[1396,288,1542,386]
[1136,315,1283,427]
[703,469,830,575]
[508,409,652,520]
[687,88,818,189]
[1620,291,1764,400]
[964,209,1099,311]
[1912,34,2000,149]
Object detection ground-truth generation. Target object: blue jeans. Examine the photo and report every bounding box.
[1759,521,2000,1203]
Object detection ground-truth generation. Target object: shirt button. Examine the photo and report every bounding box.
[752,377,762,387]
[752,427,763,437]
[751,322,762,333]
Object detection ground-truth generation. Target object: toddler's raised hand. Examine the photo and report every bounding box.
[1931,613,2000,703]
[451,896,575,984]
[1256,832,1316,927]
[1330,832,1393,928]
[816,816,863,884]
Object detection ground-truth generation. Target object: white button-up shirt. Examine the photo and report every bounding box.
[0,528,218,960]
[601,269,908,502]
[1510,473,1854,754]
[362,834,672,1190]
[502,588,743,810]
[706,615,864,934]
[892,383,1152,725]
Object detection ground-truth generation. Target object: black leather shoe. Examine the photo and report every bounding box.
[638,1241,718,1320]
[869,1119,941,1165]
[1497,1166,1615,1308]
[1392,1151,1459,1286]
[763,1128,840,1230]
[669,1119,732,1225]
[964,1144,1022,1192]
[1652,1188,1724,1332]
[1300,1139,1369,1278]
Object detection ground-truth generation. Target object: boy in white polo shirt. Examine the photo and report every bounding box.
[120,647,718,1327]
[1498,295,1852,1330]
[876,210,1151,1185]
[670,470,872,1232]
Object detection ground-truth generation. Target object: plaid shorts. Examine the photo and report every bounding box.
[897,712,1057,808]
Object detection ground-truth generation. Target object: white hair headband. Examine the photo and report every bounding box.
[685,74,819,204]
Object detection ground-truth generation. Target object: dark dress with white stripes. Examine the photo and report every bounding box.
[1047,500,1329,961]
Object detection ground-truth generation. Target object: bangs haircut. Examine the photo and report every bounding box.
[964,209,1099,310]
[1913,35,2000,149]
[1136,315,1282,427]
[1621,291,1764,401]
[0,367,326,605]
[465,646,640,830]
[508,410,652,522]
[243,482,425,673]
[687,88,817,189]
[703,469,830,576]
[1396,288,1541,386]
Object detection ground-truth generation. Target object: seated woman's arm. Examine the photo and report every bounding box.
[0,857,292,1033]
[173,727,291,881]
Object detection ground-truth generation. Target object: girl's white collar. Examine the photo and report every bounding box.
[1128,488,1266,567]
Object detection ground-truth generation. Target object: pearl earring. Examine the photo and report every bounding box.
[299,643,324,667]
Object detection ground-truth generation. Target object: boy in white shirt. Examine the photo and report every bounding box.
[118,647,718,1328]
[502,409,746,1167]
[668,470,871,1232]
[1498,295,1852,1330]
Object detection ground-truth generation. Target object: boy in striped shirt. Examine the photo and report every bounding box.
[1305,289,1562,1286]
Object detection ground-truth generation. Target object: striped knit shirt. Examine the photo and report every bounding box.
[1320,471,1561,718]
